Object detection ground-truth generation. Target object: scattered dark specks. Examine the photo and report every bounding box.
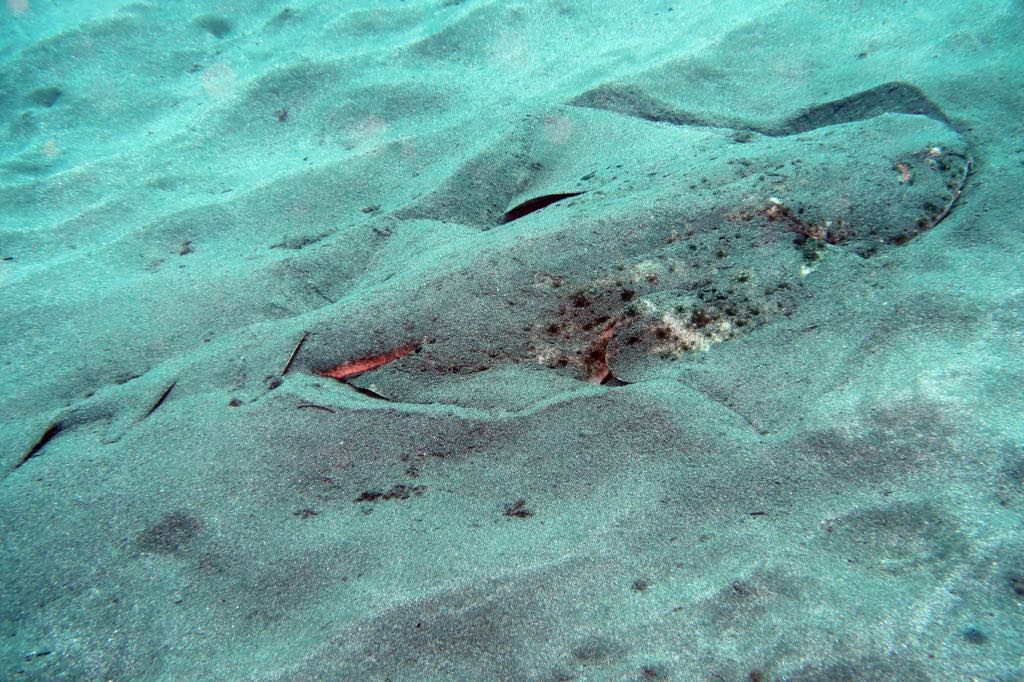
[356,484,426,503]
[730,580,754,597]
[136,511,203,554]
[179,240,193,256]
[503,498,533,518]
[641,663,669,679]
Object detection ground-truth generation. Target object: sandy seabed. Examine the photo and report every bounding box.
[1,1,1022,679]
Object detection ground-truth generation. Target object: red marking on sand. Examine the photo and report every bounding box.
[758,201,847,245]
[894,162,912,184]
[316,343,419,380]
[586,318,619,384]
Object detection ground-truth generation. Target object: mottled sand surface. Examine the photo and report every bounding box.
[1,1,1022,679]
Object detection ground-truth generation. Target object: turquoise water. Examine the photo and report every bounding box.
[1,1,1021,679]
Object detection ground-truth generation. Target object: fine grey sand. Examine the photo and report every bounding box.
[1,1,1022,679]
